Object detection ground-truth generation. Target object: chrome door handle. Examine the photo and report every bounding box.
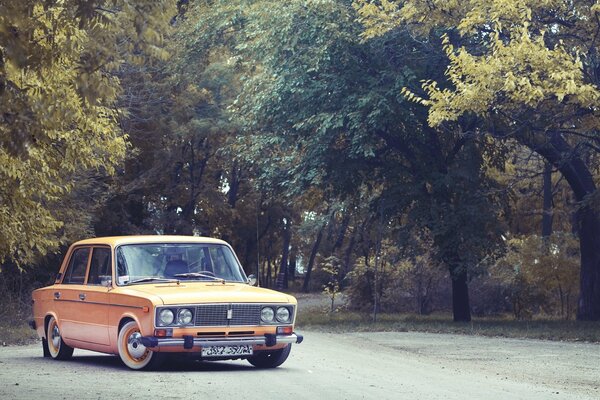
[54,292,60,299]
[79,293,86,301]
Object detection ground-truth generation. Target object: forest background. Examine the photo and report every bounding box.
[2,0,600,334]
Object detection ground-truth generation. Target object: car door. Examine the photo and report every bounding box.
[54,246,91,342]
[75,246,111,346]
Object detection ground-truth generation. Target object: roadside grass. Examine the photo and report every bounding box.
[0,298,38,346]
[296,308,600,343]
[0,323,38,346]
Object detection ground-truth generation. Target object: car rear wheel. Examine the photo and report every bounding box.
[247,344,292,368]
[118,321,164,370]
[46,316,74,360]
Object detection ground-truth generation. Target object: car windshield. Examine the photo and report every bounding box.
[115,243,247,285]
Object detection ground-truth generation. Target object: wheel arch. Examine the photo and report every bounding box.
[117,314,142,335]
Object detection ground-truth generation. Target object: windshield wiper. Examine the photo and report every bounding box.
[174,272,225,283]
[127,277,180,285]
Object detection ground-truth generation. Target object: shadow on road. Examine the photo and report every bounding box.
[25,352,266,372]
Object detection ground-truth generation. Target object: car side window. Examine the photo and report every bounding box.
[87,247,112,286]
[63,247,90,284]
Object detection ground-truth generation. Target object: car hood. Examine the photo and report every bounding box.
[123,282,296,305]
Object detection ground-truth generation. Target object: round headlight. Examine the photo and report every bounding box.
[276,307,290,323]
[158,309,174,326]
[261,307,275,323]
[178,308,193,325]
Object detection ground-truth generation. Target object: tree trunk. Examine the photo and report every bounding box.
[450,266,471,322]
[266,256,272,288]
[280,219,291,289]
[302,224,325,293]
[228,162,241,208]
[575,205,600,320]
[243,238,254,276]
[542,162,553,237]
[261,259,267,288]
[333,212,351,251]
[180,139,208,234]
[288,248,296,280]
[531,132,600,320]
[341,226,357,282]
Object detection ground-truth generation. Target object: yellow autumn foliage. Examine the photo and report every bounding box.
[0,0,175,265]
[354,0,600,129]
[492,233,580,319]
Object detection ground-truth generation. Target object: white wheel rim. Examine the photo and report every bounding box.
[47,318,61,356]
[51,324,61,349]
[126,331,147,359]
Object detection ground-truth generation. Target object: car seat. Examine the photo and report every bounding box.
[164,259,189,277]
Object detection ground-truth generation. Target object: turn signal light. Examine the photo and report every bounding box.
[277,326,293,335]
[154,328,173,337]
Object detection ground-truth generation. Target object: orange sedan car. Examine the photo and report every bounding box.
[31,236,303,370]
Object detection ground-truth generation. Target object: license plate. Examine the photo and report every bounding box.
[201,345,253,357]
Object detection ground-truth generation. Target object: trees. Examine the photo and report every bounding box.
[2,0,588,323]
[174,0,506,320]
[0,0,174,265]
[92,0,297,278]
[356,0,600,320]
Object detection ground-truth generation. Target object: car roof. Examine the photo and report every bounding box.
[72,235,228,247]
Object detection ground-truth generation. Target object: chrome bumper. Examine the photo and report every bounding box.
[140,333,303,350]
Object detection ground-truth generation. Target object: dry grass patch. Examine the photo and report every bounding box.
[296,309,600,343]
[0,323,38,346]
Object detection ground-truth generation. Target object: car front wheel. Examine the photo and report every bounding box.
[117,321,164,370]
[247,344,292,368]
[46,316,74,360]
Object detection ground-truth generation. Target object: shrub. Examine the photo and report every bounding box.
[491,232,579,319]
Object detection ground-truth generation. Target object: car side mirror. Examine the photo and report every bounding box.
[101,277,112,288]
[247,274,257,286]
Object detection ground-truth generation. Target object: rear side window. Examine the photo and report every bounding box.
[87,247,112,285]
[63,247,90,284]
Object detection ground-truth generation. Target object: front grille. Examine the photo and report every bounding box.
[194,303,263,327]
[230,304,262,326]
[195,304,229,326]
[194,303,295,327]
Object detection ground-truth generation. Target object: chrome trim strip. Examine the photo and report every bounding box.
[52,299,143,309]
[110,303,145,309]
[144,334,301,348]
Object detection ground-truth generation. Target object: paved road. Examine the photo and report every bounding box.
[0,331,598,400]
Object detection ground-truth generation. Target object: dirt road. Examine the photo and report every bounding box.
[0,331,598,400]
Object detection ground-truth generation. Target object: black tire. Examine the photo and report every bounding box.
[46,316,74,360]
[42,337,50,357]
[247,344,292,368]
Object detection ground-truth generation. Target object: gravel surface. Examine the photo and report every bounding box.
[0,330,597,400]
